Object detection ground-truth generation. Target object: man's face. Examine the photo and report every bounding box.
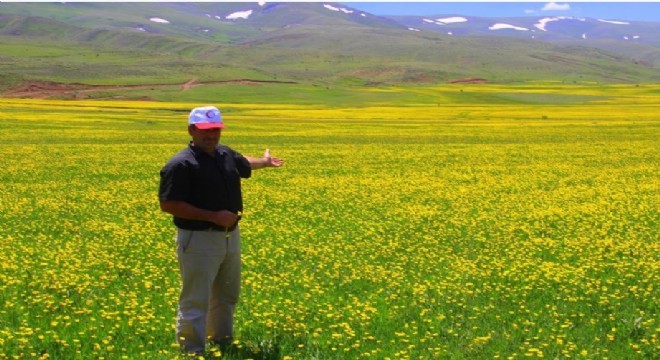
[189,125,221,152]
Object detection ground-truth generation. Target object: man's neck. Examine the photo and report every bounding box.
[192,142,216,157]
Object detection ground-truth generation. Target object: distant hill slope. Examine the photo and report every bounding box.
[388,14,660,66]
[389,14,660,46]
[0,2,658,91]
[0,2,402,42]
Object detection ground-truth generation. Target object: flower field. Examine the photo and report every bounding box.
[0,85,658,359]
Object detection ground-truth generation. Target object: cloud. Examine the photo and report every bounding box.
[524,9,538,15]
[542,2,571,11]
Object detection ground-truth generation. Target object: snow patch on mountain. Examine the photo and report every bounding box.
[436,17,467,24]
[423,17,467,26]
[598,19,630,25]
[535,17,559,31]
[423,19,444,26]
[226,10,253,20]
[323,4,353,14]
[534,17,578,31]
[490,23,529,31]
[149,17,170,24]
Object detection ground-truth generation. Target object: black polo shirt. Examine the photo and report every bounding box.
[159,142,252,230]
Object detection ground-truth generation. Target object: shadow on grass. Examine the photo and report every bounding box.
[208,338,281,360]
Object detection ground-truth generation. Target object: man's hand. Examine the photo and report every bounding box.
[213,210,239,228]
[160,201,238,228]
[263,148,284,168]
[246,149,284,169]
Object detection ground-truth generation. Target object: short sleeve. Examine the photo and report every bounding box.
[230,149,252,179]
[159,160,191,201]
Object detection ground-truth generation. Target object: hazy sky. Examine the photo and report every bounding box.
[342,2,660,22]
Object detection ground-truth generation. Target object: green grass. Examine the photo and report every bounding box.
[69,82,645,108]
[0,85,658,359]
[2,5,660,89]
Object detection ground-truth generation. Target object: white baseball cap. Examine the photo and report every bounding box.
[188,106,225,129]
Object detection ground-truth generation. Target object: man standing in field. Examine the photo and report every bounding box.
[159,105,283,355]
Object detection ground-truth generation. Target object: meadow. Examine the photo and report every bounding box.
[0,84,658,359]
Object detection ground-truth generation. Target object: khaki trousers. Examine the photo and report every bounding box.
[175,227,241,353]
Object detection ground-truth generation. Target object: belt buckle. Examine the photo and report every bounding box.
[224,224,235,238]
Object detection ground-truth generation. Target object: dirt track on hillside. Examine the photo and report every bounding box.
[448,77,488,84]
[2,78,297,99]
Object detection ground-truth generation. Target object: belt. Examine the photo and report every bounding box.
[206,223,238,233]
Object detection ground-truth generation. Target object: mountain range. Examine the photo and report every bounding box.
[389,12,660,68]
[0,1,658,94]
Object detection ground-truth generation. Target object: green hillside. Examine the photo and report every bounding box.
[0,3,658,101]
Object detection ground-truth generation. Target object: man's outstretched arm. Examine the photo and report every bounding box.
[245,149,284,170]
